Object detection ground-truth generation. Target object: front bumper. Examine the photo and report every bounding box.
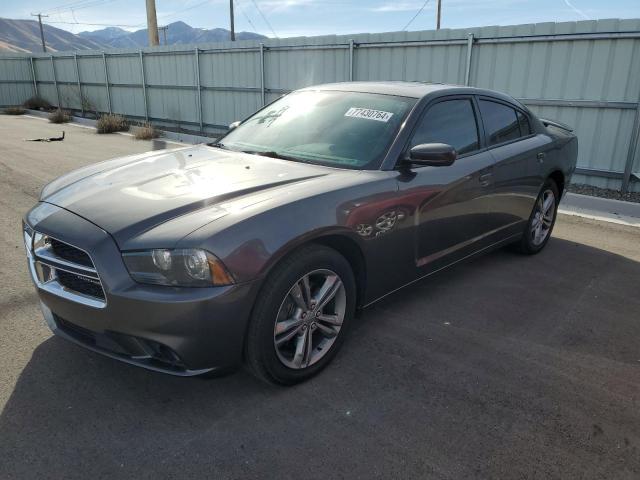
[25,203,260,375]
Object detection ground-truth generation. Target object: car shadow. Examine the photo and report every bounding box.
[2,237,639,479]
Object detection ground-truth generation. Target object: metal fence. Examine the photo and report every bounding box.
[1,19,639,192]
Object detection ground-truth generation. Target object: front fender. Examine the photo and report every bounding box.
[176,173,403,302]
[179,200,368,284]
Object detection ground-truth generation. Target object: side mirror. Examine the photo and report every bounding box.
[407,143,457,167]
[228,121,241,131]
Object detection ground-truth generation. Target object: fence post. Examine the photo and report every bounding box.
[50,55,61,107]
[622,101,640,193]
[102,52,112,113]
[259,43,265,106]
[464,33,474,86]
[348,39,354,81]
[29,57,38,97]
[74,53,83,116]
[195,47,203,132]
[139,50,148,121]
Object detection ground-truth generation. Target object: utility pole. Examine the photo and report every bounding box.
[31,13,49,52]
[158,25,168,45]
[229,0,235,41]
[145,0,160,46]
[436,0,442,30]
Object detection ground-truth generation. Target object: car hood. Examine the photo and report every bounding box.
[42,145,334,247]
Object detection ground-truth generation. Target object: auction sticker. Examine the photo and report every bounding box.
[344,107,394,122]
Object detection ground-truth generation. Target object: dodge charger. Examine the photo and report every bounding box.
[23,82,578,384]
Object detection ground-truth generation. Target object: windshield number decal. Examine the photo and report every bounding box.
[344,107,394,123]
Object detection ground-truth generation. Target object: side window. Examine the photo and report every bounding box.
[517,110,532,136]
[479,100,520,145]
[410,99,479,155]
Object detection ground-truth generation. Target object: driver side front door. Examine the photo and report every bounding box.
[396,96,497,275]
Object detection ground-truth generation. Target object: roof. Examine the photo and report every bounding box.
[298,81,523,107]
[299,81,451,98]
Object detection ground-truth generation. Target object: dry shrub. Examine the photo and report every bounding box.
[3,106,26,115]
[23,95,51,110]
[48,109,71,123]
[134,122,159,140]
[96,114,129,134]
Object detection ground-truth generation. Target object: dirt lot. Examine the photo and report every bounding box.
[1,115,639,479]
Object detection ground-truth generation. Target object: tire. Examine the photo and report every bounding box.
[245,244,356,385]
[515,179,560,255]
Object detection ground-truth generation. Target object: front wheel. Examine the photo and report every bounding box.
[245,245,356,385]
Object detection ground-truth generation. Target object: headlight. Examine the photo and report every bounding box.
[122,249,234,287]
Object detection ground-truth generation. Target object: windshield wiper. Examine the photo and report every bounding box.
[210,142,228,150]
[241,150,303,162]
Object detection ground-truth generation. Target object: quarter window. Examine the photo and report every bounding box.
[479,100,521,145]
[517,110,532,136]
[410,99,479,155]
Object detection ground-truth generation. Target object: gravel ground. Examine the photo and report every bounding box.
[1,115,640,480]
[568,183,640,203]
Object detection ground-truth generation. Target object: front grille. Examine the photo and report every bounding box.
[50,238,93,268]
[25,229,107,308]
[57,270,106,300]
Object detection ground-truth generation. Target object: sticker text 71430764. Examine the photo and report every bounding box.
[344,107,394,123]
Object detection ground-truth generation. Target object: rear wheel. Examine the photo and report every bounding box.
[516,179,559,254]
[245,245,356,385]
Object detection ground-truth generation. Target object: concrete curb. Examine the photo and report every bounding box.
[559,192,640,227]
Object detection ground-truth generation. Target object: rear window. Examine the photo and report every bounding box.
[479,100,521,146]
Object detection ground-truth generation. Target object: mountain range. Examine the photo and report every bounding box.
[79,21,266,48]
[0,18,266,53]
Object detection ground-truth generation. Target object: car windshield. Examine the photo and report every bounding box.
[217,90,416,169]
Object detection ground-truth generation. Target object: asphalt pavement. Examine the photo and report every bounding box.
[1,115,639,479]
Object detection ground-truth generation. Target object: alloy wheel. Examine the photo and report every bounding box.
[273,269,346,369]
[530,189,556,246]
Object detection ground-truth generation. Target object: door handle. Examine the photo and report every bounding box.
[479,173,492,186]
[537,152,546,163]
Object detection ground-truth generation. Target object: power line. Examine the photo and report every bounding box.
[37,0,267,38]
[401,0,431,31]
[234,0,260,35]
[42,0,117,15]
[46,0,106,10]
[158,0,212,20]
[41,0,98,13]
[45,20,141,27]
[249,0,278,38]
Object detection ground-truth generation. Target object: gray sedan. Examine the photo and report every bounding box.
[23,82,578,384]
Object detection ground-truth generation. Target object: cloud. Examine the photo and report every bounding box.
[370,0,529,13]
[371,2,431,12]
[259,0,315,11]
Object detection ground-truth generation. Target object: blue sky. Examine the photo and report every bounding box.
[2,0,639,37]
